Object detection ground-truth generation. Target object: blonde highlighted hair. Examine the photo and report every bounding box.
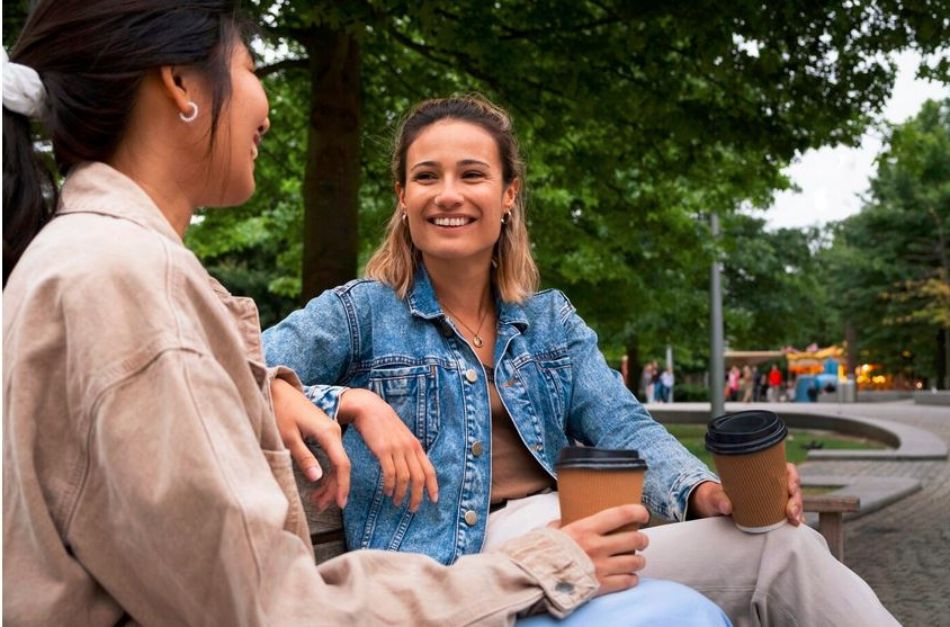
[364,95,539,303]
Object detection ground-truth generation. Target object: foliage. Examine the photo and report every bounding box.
[208,0,947,359]
[5,0,948,362]
[720,214,839,350]
[826,99,950,386]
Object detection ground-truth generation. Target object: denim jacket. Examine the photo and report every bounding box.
[263,267,717,565]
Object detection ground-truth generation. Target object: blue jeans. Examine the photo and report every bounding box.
[517,579,730,626]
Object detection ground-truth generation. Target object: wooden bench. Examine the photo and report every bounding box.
[802,495,860,561]
[297,451,861,564]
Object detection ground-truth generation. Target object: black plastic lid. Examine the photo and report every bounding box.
[705,410,788,455]
[555,446,648,471]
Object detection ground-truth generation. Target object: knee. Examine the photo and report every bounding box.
[765,521,832,562]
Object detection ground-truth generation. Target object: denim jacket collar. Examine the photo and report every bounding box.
[407,264,529,332]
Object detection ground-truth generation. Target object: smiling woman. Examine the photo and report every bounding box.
[366,96,538,304]
[263,94,901,626]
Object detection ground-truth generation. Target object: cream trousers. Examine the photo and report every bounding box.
[484,492,898,627]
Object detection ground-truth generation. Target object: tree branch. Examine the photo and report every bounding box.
[385,25,569,103]
[257,58,309,79]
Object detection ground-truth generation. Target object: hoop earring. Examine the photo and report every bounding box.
[501,212,511,225]
[179,102,199,123]
[401,212,408,222]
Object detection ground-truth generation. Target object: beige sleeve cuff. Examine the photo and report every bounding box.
[497,527,599,618]
[266,365,304,392]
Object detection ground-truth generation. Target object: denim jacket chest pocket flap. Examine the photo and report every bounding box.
[511,351,573,430]
[367,364,441,451]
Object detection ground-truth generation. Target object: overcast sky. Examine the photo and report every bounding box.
[764,51,949,231]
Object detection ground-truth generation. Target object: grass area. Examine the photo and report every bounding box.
[664,424,888,468]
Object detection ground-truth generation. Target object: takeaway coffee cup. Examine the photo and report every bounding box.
[705,410,789,533]
[555,447,648,533]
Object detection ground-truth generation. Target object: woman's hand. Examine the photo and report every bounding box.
[338,388,439,512]
[687,463,805,526]
[554,505,650,596]
[783,463,805,525]
[271,378,350,511]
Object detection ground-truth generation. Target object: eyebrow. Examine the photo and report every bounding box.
[410,159,491,171]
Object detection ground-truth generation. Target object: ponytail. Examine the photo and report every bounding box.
[2,109,57,286]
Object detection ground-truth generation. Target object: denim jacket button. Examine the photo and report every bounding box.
[471,440,484,457]
[464,510,478,526]
[464,369,478,383]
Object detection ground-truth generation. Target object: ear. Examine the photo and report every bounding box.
[394,181,406,209]
[159,66,196,118]
[503,177,521,209]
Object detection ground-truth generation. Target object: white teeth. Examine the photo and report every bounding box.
[433,217,471,227]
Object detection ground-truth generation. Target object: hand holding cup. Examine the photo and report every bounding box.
[555,505,650,596]
[704,410,793,533]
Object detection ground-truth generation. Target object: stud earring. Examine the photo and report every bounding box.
[179,101,198,123]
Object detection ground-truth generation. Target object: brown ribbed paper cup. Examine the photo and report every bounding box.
[555,447,647,533]
[706,410,789,533]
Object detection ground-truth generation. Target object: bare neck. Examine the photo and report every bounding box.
[109,146,194,238]
[423,255,493,318]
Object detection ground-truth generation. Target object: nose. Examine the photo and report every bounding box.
[259,117,271,136]
[434,178,463,209]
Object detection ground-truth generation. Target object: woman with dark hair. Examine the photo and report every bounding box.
[3,2,733,624]
[264,95,898,626]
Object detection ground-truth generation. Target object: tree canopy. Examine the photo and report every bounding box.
[826,98,950,388]
[4,0,948,377]
[187,0,946,366]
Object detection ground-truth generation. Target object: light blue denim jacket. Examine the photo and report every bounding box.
[262,267,717,565]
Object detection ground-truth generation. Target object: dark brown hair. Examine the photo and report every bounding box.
[367,95,539,302]
[2,0,249,285]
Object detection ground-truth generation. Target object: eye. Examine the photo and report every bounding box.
[462,170,487,180]
[413,171,437,182]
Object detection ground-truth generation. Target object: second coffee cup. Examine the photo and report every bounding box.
[705,410,789,533]
[555,447,648,533]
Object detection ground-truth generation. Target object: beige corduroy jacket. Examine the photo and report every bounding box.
[2,162,597,626]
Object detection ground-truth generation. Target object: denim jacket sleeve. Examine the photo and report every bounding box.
[556,293,718,522]
[262,288,354,420]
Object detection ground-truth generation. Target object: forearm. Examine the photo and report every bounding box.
[310,527,597,625]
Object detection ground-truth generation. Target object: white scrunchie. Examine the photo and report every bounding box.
[2,47,47,118]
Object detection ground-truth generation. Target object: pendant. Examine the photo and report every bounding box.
[473,335,484,348]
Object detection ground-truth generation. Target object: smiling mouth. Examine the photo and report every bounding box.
[429,216,475,227]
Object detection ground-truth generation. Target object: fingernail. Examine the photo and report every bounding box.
[305,466,322,482]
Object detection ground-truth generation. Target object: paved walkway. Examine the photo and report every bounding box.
[790,401,950,625]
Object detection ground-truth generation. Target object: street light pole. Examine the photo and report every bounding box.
[709,212,725,420]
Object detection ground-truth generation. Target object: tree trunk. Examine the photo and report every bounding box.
[845,322,858,380]
[937,327,949,390]
[625,337,641,395]
[300,27,361,302]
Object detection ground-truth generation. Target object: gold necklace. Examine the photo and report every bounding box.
[441,301,491,348]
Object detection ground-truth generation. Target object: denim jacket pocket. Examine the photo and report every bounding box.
[367,364,440,451]
[516,354,573,430]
